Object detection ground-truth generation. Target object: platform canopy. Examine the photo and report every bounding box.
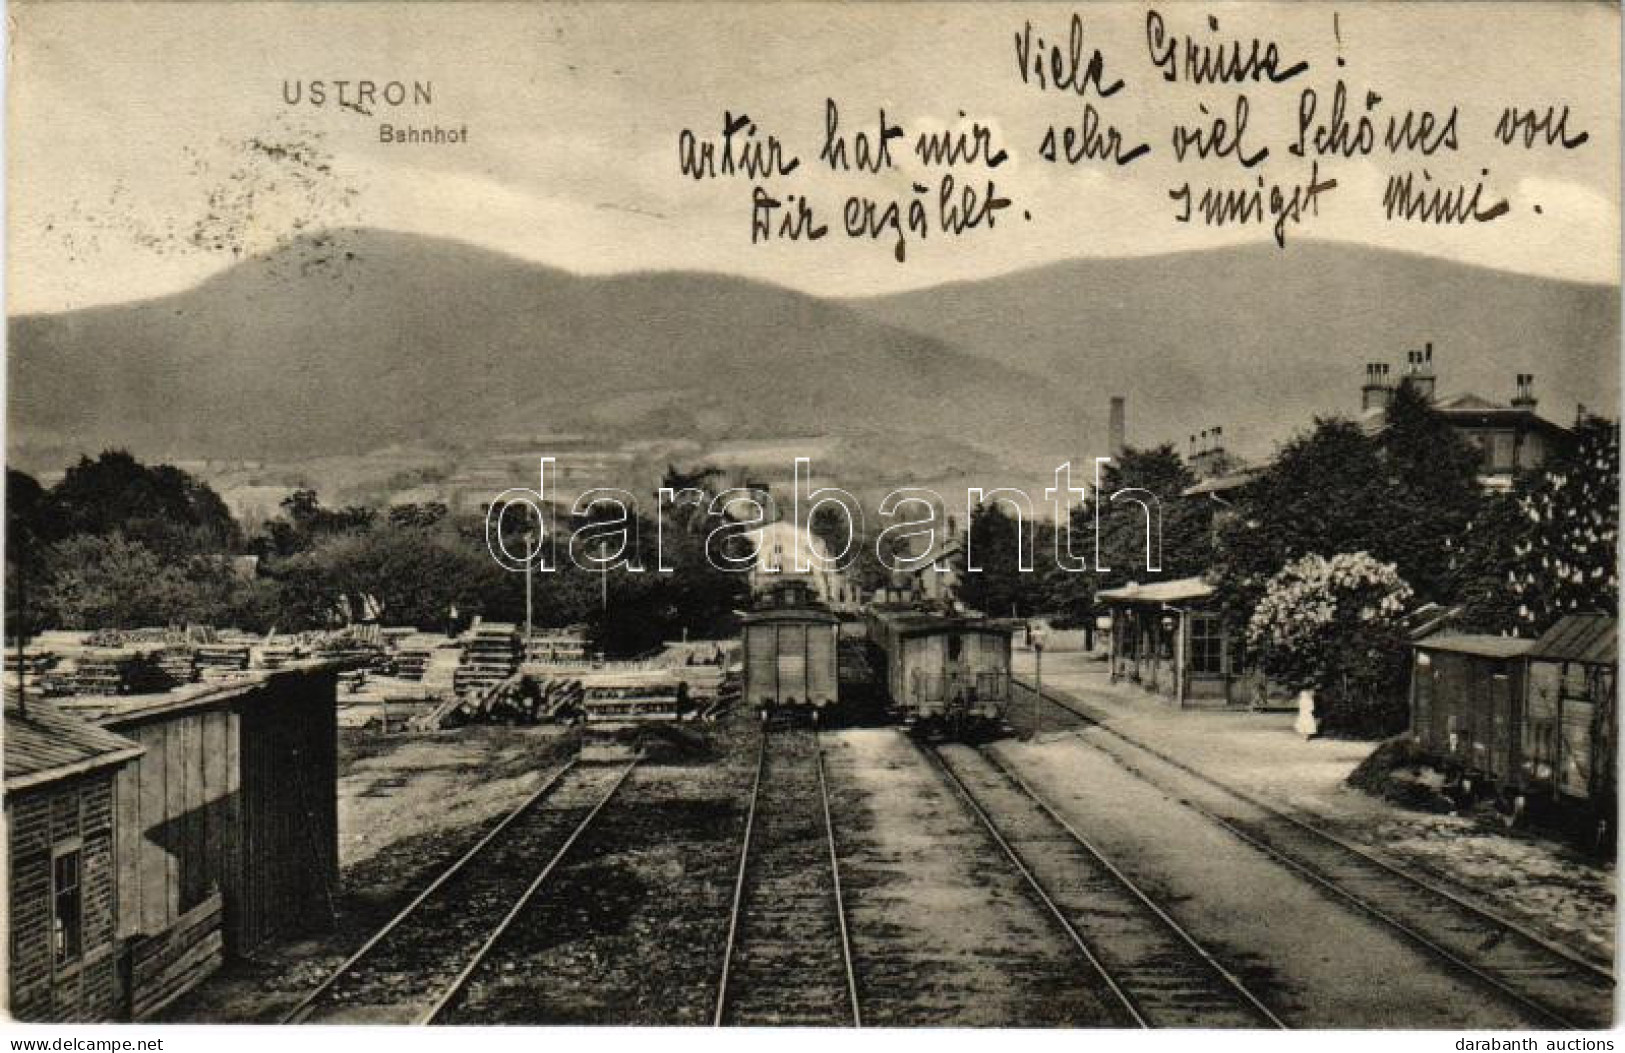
[1096,577,1215,606]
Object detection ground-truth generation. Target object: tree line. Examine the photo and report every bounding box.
[5,454,749,657]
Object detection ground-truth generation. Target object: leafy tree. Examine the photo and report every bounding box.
[1040,445,1212,626]
[258,488,377,557]
[7,470,53,638]
[1502,415,1620,632]
[1247,552,1415,735]
[958,501,1051,617]
[387,501,449,529]
[1446,488,1526,633]
[1213,413,1480,623]
[37,533,195,629]
[1376,382,1486,600]
[47,450,241,559]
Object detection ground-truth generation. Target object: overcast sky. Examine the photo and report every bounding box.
[8,1,1620,313]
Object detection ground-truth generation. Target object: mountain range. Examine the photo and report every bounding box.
[8,229,1618,486]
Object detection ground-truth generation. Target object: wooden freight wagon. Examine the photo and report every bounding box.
[865,606,1013,734]
[1520,616,1616,817]
[1410,633,1534,783]
[1410,617,1617,836]
[741,580,839,715]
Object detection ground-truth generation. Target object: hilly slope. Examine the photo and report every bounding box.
[850,242,1620,461]
[8,229,1077,470]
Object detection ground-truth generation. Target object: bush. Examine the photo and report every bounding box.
[1248,552,1414,736]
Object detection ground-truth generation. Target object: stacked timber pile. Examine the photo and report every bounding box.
[454,623,520,697]
[156,647,198,685]
[394,648,432,681]
[258,643,304,669]
[380,626,417,648]
[410,673,587,730]
[390,632,446,681]
[53,649,177,696]
[316,625,383,665]
[701,669,741,721]
[4,650,59,681]
[525,627,591,665]
[195,644,251,676]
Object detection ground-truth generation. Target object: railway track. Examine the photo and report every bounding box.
[715,726,861,1026]
[920,739,1285,1028]
[1018,679,1616,1030]
[281,755,641,1025]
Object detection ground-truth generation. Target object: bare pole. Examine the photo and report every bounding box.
[524,527,535,659]
[15,559,25,716]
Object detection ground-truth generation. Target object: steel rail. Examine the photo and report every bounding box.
[1018,679,1601,1029]
[917,739,1149,1028]
[280,758,579,1024]
[815,729,863,1027]
[418,754,643,1024]
[712,729,767,1026]
[978,748,1287,1028]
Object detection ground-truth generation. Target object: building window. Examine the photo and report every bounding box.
[1190,615,1224,676]
[52,849,82,966]
[1488,432,1515,473]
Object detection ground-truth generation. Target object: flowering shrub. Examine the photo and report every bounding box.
[1248,552,1414,735]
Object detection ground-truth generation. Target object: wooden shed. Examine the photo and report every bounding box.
[52,661,341,1015]
[5,701,143,1021]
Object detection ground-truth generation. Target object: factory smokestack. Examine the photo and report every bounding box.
[1108,396,1126,459]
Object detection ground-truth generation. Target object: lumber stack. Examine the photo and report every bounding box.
[454,623,520,697]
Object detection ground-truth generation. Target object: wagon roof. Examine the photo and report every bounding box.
[868,608,1012,637]
[1529,614,1617,665]
[742,606,840,625]
[1415,633,1537,659]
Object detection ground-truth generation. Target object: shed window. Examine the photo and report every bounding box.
[52,849,82,965]
[1190,615,1223,676]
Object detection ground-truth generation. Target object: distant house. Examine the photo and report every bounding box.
[1097,577,1263,708]
[1359,344,1570,488]
[1179,346,1572,508]
[5,702,143,1021]
[745,520,858,612]
[886,522,965,609]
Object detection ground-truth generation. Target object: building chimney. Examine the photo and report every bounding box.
[1190,424,1228,479]
[1511,373,1537,411]
[1404,343,1438,402]
[1361,362,1394,413]
[1107,396,1126,459]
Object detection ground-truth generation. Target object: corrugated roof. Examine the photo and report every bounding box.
[5,701,144,792]
[1529,614,1616,665]
[1416,633,1536,659]
[1097,577,1214,604]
